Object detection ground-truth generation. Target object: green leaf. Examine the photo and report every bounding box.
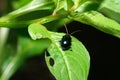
[17,36,51,57]
[4,0,54,19]
[70,11,120,38]
[52,0,88,15]
[46,34,90,80]
[98,0,120,23]
[75,1,99,13]
[69,0,87,11]
[0,36,50,80]
[52,0,73,15]
[28,23,49,40]
[0,28,9,55]
[12,0,32,9]
[28,23,90,80]
[0,0,55,28]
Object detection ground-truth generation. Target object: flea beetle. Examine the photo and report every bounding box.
[60,25,72,50]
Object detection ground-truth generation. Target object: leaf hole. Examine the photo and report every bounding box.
[49,57,54,67]
[45,51,50,56]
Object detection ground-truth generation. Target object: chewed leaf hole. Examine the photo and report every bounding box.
[46,51,50,56]
[49,57,54,67]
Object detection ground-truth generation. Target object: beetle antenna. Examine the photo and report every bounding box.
[71,30,81,35]
[64,24,69,34]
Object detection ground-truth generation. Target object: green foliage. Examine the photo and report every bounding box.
[70,11,120,38]
[98,0,120,23]
[0,0,120,80]
[28,23,90,80]
[45,36,90,80]
[0,36,50,80]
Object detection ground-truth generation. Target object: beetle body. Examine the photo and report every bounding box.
[60,34,71,50]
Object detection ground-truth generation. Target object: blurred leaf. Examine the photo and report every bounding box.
[12,0,32,9]
[18,36,51,57]
[52,0,73,15]
[69,0,87,11]
[15,10,52,21]
[98,0,120,23]
[0,36,50,80]
[69,11,120,38]
[75,1,99,13]
[0,28,9,54]
[45,17,72,31]
[28,23,90,80]
[4,0,54,19]
[52,0,88,15]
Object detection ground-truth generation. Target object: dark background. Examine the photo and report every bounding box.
[10,21,120,80]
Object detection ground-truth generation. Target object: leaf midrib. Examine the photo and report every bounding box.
[50,33,71,80]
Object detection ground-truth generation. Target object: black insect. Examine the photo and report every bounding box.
[60,34,71,50]
[60,25,81,50]
[60,24,72,50]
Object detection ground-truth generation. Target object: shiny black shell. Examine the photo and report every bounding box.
[60,34,71,50]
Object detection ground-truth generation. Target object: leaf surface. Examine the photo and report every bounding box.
[28,23,90,80]
[70,11,120,38]
[98,0,120,23]
[0,36,50,80]
[6,0,54,19]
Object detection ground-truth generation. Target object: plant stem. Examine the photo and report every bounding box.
[0,28,9,53]
[0,13,68,28]
[28,14,68,24]
[0,28,9,69]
